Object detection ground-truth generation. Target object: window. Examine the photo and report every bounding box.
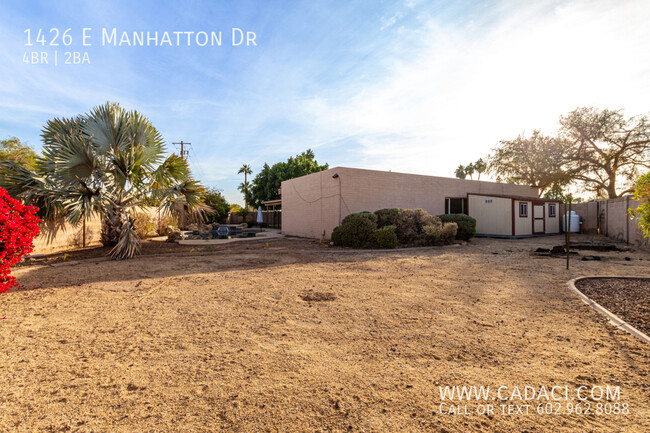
[519,202,528,217]
[445,198,467,214]
[549,203,556,217]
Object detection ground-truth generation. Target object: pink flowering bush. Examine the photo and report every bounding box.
[0,187,40,292]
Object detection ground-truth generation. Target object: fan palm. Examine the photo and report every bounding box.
[0,102,207,259]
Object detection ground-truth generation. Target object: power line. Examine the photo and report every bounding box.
[172,140,191,160]
[188,147,208,183]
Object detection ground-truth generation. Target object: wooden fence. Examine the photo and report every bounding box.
[226,211,282,228]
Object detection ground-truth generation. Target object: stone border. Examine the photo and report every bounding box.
[567,276,650,345]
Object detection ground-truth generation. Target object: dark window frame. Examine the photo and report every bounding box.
[519,202,528,217]
[445,197,467,215]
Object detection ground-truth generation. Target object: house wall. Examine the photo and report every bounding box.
[469,195,513,236]
[514,200,533,236]
[282,167,539,239]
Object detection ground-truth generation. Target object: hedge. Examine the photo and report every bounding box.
[332,208,461,249]
[437,214,476,241]
[372,225,398,249]
[331,213,377,248]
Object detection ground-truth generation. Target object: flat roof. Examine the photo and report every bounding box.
[467,193,561,202]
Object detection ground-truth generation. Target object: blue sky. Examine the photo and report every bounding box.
[1,0,649,204]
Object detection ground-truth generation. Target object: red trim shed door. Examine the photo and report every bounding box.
[533,203,545,234]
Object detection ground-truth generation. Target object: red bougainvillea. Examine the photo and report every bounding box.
[0,187,40,293]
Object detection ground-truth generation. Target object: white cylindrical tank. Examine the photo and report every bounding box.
[563,211,580,233]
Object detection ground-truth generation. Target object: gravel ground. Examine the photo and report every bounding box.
[576,277,650,337]
[1,234,649,432]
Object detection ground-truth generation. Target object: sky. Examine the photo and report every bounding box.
[1,0,649,205]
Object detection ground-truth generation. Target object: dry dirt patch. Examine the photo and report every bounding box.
[1,234,649,432]
[300,291,337,302]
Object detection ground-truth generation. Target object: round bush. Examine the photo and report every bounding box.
[372,225,398,249]
[374,208,400,228]
[437,214,476,241]
[342,211,377,225]
[331,214,377,248]
[423,222,457,246]
[396,209,440,246]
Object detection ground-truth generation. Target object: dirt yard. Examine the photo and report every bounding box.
[1,235,649,432]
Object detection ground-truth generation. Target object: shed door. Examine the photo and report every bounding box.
[533,204,545,234]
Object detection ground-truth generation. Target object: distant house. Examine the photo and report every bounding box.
[279,167,560,239]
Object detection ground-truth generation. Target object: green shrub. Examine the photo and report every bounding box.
[331,214,377,248]
[372,225,398,249]
[374,208,401,228]
[437,214,476,241]
[396,208,440,246]
[343,211,377,225]
[424,222,457,246]
[441,222,458,244]
[204,187,230,223]
[332,208,457,248]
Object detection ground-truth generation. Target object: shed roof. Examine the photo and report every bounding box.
[467,193,561,202]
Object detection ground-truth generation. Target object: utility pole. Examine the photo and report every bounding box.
[173,140,191,160]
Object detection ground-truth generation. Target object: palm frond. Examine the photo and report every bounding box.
[0,160,65,220]
[158,178,210,223]
[82,102,128,154]
[151,154,190,189]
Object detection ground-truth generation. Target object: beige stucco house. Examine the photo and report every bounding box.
[280,167,560,240]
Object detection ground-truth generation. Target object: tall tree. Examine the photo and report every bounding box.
[203,187,230,223]
[0,102,206,259]
[488,130,571,197]
[454,165,466,179]
[464,162,475,180]
[237,164,252,208]
[248,149,328,207]
[559,107,650,198]
[630,172,650,238]
[474,158,487,180]
[0,137,37,170]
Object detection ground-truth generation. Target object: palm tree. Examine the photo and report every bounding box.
[0,102,206,259]
[465,163,475,180]
[474,158,487,180]
[237,163,252,208]
[455,165,466,179]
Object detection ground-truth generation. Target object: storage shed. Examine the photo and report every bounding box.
[467,193,561,237]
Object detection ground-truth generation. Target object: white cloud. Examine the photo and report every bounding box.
[303,0,650,178]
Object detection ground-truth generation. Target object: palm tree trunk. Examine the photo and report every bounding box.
[101,206,141,259]
[101,208,122,246]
